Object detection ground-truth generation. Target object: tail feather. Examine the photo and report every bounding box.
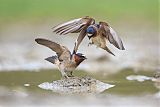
[45,56,58,64]
[102,46,115,56]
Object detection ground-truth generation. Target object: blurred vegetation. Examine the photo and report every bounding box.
[0,0,158,25]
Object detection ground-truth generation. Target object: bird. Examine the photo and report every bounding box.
[35,38,87,79]
[52,16,125,56]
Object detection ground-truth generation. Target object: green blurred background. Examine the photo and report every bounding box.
[0,0,158,25]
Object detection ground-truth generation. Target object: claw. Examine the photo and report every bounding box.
[60,70,69,79]
[88,42,93,47]
[61,75,69,79]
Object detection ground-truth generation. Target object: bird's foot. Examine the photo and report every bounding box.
[61,72,70,79]
[68,75,74,78]
[88,42,93,47]
[61,75,69,79]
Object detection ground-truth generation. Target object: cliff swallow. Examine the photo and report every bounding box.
[35,38,86,78]
[52,16,125,56]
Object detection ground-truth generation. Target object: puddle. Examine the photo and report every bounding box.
[126,75,153,82]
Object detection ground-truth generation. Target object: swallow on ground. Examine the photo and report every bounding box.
[52,16,125,56]
[35,38,86,78]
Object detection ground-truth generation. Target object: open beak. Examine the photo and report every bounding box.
[81,54,87,60]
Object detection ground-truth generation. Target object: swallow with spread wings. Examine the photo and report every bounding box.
[52,16,125,56]
[35,38,86,78]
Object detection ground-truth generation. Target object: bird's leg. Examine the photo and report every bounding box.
[60,70,69,79]
[68,71,74,77]
[88,42,93,47]
[61,74,69,79]
[63,75,69,79]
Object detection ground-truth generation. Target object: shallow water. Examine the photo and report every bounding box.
[0,69,159,107]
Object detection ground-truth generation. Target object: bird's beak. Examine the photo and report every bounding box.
[83,57,87,60]
[81,54,87,60]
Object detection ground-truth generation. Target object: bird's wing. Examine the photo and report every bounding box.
[73,26,88,54]
[99,22,125,50]
[53,16,95,53]
[35,38,70,57]
[52,16,95,35]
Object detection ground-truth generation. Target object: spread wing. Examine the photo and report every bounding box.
[52,16,94,35]
[99,22,125,50]
[35,38,70,57]
[53,16,95,53]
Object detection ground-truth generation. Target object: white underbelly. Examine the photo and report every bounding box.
[92,36,102,47]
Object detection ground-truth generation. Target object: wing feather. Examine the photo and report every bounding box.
[35,38,70,57]
[52,16,95,53]
[53,18,82,31]
[54,22,81,33]
[53,16,94,35]
[59,24,84,35]
[99,22,125,50]
[73,28,87,53]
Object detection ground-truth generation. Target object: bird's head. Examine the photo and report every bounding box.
[86,25,97,39]
[72,53,87,66]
